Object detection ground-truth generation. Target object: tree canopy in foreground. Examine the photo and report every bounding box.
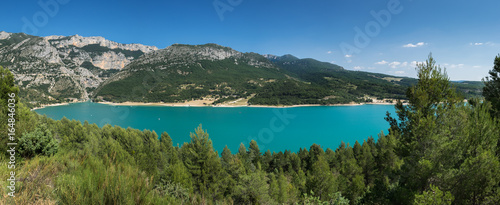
[1,55,499,204]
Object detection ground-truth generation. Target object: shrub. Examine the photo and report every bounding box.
[18,124,58,158]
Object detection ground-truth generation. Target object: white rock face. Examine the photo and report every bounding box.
[128,44,276,72]
[167,44,241,60]
[31,39,63,64]
[0,31,11,40]
[135,44,244,67]
[46,34,158,53]
[91,51,130,70]
[1,33,162,102]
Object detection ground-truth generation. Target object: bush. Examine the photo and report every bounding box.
[18,124,58,158]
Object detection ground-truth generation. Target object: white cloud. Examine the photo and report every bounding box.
[327,51,332,54]
[375,60,388,65]
[445,63,465,69]
[473,65,481,68]
[345,55,352,63]
[353,66,363,70]
[389,61,401,68]
[471,42,495,46]
[403,42,426,48]
[330,61,336,64]
[401,62,408,67]
[395,71,405,74]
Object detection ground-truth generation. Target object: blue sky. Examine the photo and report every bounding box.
[1,0,499,80]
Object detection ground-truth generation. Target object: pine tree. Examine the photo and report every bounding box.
[221,145,233,168]
[306,155,337,201]
[248,140,261,167]
[180,125,226,200]
[277,171,290,203]
[483,54,500,118]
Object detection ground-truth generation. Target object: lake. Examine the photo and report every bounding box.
[34,102,396,153]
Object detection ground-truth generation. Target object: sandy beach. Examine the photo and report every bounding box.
[96,99,401,108]
[30,97,404,110]
[31,102,70,111]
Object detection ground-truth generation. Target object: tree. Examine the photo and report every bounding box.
[248,140,261,167]
[221,145,233,168]
[414,185,454,205]
[306,155,337,201]
[233,169,271,204]
[0,66,19,154]
[180,125,227,200]
[277,171,290,203]
[386,54,462,158]
[18,124,58,158]
[0,66,19,108]
[269,173,279,201]
[385,54,462,203]
[166,161,193,193]
[237,142,247,160]
[483,54,500,118]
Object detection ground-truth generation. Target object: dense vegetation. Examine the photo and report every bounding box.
[95,45,483,105]
[1,55,500,204]
[483,54,500,118]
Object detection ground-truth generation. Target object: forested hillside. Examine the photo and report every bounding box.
[0,31,484,107]
[1,54,499,205]
[94,44,483,106]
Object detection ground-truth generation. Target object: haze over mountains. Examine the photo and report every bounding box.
[0,31,483,107]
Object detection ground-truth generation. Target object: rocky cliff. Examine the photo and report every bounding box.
[0,32,157,106]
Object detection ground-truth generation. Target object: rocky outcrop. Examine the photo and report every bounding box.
[0,31,10,40]
[46,34,158,53]
[0,32,157,104]
[131,44,275,69]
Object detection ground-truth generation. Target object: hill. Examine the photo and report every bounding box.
[94,44,483,106]
[0,31,157,107]
[0,31,484,107]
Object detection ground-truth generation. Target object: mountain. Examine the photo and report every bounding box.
[0,31,483,107]
[93,44,292,104]
[0,31,157,106]
[94,44,414,105]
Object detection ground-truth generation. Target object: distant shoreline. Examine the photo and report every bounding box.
[31,100,402,110]
[96,101,400,108]
[31,102,71,111]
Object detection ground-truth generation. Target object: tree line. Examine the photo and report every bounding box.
[0,54,500,204]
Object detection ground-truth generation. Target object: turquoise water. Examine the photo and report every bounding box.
[34,102,396,153]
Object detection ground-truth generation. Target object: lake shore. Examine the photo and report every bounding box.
[31,102,71,111]
[96,101,400,108]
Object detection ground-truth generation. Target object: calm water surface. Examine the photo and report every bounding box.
[35,102,396,153]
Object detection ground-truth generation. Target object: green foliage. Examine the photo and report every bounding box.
[55,154,166,205]
[180,125,227,200]
[414,185,454,205]
[385,54,500,204]
[80,44,145,59]
[233,169,271,204]
[94,47,484,106]
[483,54,500,118]
[154,179,190,203]
[306,155,338,201]
[18,124,58,158]
[0,66,20,154]
[3,54,500,204]
[303,191,350,205]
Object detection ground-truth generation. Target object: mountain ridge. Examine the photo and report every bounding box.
[0,31,484,107]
